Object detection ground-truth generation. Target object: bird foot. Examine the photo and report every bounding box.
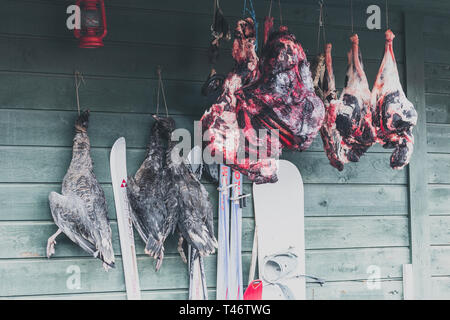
[102,263,110,272]
[46,229,62,258]
[177,236,187,264]
[46,238,57,258]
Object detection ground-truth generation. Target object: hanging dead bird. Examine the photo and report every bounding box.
[159,116,218,261]
[201,0,231,104]
[47,110,115,271]
[209,2,231,66]
[127,116,177,271]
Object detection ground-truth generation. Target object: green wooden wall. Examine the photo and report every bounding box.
[423,13,450,299]
[0,0,447,300]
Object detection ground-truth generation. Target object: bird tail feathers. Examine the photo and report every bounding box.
[144,237,165,272]
[187,226,218,257]
[97,240,116,271]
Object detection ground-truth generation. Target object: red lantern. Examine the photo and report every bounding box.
[74,0,107,48]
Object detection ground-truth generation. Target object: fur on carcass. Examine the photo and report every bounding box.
[201,18,325,184]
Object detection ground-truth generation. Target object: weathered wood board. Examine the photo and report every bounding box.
[424,19,450,300]
[1,0,448,300]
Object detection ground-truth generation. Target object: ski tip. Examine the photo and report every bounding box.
[111,137,126,157]
[112,137,126,148]
[110,137,127,169]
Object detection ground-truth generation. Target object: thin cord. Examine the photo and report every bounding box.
[156,66,169,117]
[322,5,327,48]
[350,0,354,34]
[386,0,389,30]
[243,0,259,51]
[317,0,327,53]
[156,72,160,116]
[278,0,283,25]
[74,71,85,116]
[212,0,217,26]
[268,0,273,18]
[316,1,327,53]
[317,4,321,53]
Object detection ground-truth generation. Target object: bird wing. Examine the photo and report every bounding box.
[175,165,218,255]
[196,179,216,239]
[49,191,98,257]
[127,177,151,243]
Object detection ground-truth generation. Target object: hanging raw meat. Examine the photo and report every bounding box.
[372,30,417,169]
[238,26,325,152]
[201,18,325,184]
[320,35,376,171]
[312,44,338,104]
[310,52,326,101]
[201,18,266,183]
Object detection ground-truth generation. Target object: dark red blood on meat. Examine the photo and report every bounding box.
[263,16,274,46]
[319,36,376,171]
[371,30,417,169]
[319,30,416,171]
[238,29,324,153]
[201,19,325,183]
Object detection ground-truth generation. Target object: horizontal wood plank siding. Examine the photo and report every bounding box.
[4,0,447,300]
[424,11,450,299]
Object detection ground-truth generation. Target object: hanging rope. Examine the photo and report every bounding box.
[212,0,217,27]
[316,1,327,53]
[350,0,354,34]
[267,0,282,24]
[156,66,169,117]
[243,0,259,51]
[385,0,389,30]
[74,71,85,116]
[278,0,283,26]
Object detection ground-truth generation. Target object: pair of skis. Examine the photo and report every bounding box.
[216,165,245,300]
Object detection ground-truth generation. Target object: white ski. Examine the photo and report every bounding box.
[110,137,141,300]
[253,160,306,300]
[186,146,208,300]
[188,245,208,300]
[216,165,231,300]
[229,170,244,300]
